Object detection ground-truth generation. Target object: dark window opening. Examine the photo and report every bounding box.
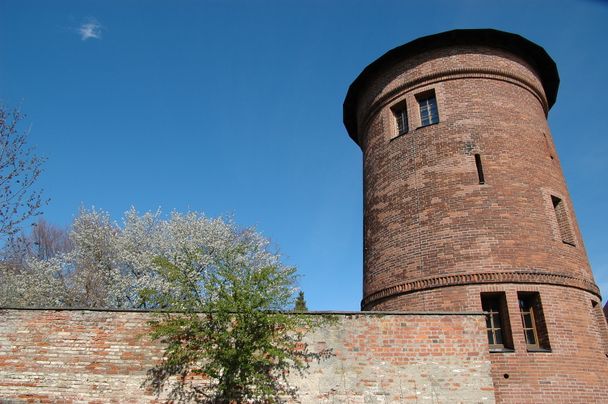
[591,302,608,354]
[475,154,485,184]
[518,292,551,351]
[417,91,439,127]
[392,103,409,136]
[543,133,554,160]
[551,195,575,246]
[481,293,513,351]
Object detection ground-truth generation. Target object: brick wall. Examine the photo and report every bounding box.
[0,309,494,403]
[356,46,596,309]
[373,284,608,403]
[342,31,608,403]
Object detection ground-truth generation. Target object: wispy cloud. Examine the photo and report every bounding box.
[78,18,102,41]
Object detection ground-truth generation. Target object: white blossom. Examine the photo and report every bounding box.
[0,207,290,309]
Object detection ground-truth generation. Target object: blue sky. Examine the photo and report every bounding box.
[1,0,607,310]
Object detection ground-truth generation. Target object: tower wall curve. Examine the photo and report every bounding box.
[346,35,595,310]
[344,30,608,403]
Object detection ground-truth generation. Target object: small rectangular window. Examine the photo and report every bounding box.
[551,195,575,246]
[417,91,439,127]
[481,293,513,351]
[543,133,554,160]
[391,103,409,136]
[518,292,550,351]
[475,154,485,184]
[591,301,608,355]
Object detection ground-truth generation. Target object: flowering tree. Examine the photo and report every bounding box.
[0,207,270,308]
[0,206,330,402]
[0,207,313,308]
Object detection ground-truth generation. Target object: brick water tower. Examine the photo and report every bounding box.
[344,29,608,402]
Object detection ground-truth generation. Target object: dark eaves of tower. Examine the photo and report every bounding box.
[343,28,560,146]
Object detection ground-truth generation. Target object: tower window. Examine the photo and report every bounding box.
[391,102,409,136]
[551,195,575,246]
[543,132,554,160]
[417,91,439,127]
[481,292,513,351]
[474,154,485,184]
[518,292,551,351]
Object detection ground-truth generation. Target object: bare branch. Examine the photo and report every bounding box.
[0,106,48,240]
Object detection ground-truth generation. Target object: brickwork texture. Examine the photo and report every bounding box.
[0,309,494,403]
[343,29,608,403]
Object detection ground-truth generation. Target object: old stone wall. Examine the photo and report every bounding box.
[0,308,494,403]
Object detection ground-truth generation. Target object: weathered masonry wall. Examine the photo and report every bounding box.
[342,30,608,404]
[0,308,494,403]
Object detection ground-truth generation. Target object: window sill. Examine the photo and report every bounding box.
[489,348,515,353]
[526,347,551,353]
[416,121,440,130]
[390,131,409,142]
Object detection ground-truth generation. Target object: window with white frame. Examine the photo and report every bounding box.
[417,90,439,127]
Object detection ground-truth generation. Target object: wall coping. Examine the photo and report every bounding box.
[0,306,485,316]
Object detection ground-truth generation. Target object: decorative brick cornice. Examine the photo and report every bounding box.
[358,67,548,145]
[362,270,601,308]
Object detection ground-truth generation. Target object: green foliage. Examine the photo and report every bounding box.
[143,241,330,403]
[293,291,308,312]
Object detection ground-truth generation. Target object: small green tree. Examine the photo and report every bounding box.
[143,233,329,403]
[293,291,308,312]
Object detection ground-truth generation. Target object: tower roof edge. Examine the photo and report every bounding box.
[343,28,560,145]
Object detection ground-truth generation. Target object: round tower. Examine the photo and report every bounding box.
[344,29,608,403]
